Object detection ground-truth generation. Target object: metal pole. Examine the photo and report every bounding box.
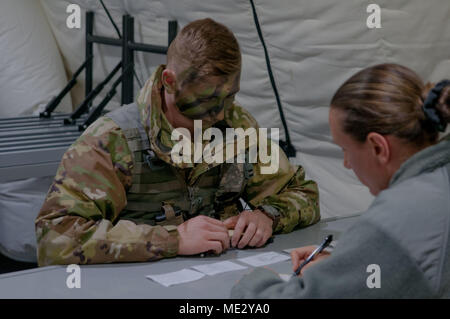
[64,62,122,124]
[121,15,134,104]
[168,20,178,46]
[85,12,94,102]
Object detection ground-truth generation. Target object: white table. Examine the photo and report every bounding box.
[0,214,360,299]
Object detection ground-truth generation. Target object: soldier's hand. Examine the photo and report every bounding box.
[290,245,331,276]
[225,210,273,249]
[177,215,230,255]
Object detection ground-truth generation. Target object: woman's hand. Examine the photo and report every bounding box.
[290,245,331,276]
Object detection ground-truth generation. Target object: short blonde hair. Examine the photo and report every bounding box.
[167,18,241,82]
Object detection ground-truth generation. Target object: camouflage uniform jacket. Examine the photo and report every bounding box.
[35,65,320,266]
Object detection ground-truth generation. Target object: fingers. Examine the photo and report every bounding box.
[294,258,325,276]
[248,229,264,247]
[205,241,224,255]
[256,233,271,247]
[204,221,229,234]
[237,223,256,249]
[291,255,302,272]
[177,216,231,256]
[206,230,230,251]
[251,227,272,248]
[232,215,247,247]
[231,210,273,249]
[290,247,331,273]
[197,215,226,227]
[190,211,274,251]
[223,215,239,229]
[194,215,228,233]
[291,246,317,271]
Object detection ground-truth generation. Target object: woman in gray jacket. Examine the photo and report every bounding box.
[231,63,450,298]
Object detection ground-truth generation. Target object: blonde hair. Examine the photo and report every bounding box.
[167,18,241,82]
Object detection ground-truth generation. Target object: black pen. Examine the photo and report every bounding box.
[292,234,333,277]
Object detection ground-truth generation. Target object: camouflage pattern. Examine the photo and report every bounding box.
[35,65,320,266]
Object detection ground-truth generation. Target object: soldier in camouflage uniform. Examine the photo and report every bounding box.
[35,18,320,266]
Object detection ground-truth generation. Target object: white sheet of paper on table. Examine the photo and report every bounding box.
[146,269,205,287]
[191,260,248,276]
[237,251,290,267]
[278,273,292,282]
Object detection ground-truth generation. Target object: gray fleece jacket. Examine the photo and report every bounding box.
[231,137,450,298]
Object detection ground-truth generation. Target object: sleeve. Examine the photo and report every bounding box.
[230,218,435,299]
[225,103,320,233]
[35,117,179,266]
[244,142,320,233]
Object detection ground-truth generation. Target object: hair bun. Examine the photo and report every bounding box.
[422,80,450,132]
[436,84,450,124]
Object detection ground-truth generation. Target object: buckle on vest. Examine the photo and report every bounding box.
[144,150,165,171]
[155,203,184,226]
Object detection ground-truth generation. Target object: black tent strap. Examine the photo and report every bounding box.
[100,0,143,88]
[249,0,296,158]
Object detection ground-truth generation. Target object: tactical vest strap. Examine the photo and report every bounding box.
[125,201,162,212]
[104,102,247,223]
[156,204,184,226]
[162,204,176,220]
[129,180,183,193]
[196,175,218,187]
[105,103,150,151]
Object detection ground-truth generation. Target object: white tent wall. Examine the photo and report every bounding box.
[251,0,450,217]
[0,0,72,117]
[0,0,449,262]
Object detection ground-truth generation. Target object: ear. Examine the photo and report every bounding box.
[366,132,390,165]
[161,69,178,94]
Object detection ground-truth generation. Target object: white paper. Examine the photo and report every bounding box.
[279,273,292,282]
[191,260,248,276]
[146,269,205,287]
[237,252,290,267]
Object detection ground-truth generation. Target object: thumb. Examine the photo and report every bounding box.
[223,215,239,229]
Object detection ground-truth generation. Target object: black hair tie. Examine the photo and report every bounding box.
[422,79,450,132]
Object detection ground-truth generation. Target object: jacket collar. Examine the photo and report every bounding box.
[390,136,450,186]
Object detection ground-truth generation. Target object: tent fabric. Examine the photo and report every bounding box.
[0,0,72,117]
[0,0,449,262]
[0,177,53,262]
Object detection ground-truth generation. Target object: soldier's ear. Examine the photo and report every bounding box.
[162,69,177,94]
